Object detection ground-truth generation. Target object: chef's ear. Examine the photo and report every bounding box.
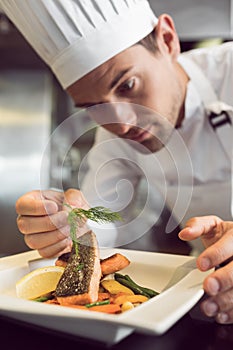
[155,14,180,59]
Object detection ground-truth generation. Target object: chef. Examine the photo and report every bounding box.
[1,0,233,324]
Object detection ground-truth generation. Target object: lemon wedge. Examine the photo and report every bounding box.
[16,265,64,300]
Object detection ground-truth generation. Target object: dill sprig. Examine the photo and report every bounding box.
[65,204,122,255]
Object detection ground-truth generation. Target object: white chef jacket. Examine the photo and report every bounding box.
[81,42,233,250]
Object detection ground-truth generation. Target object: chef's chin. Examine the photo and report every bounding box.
[139,138,166,154]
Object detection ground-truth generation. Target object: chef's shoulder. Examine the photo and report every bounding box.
[181,41,233,101]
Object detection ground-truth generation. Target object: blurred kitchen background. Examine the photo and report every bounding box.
[0,0,232,256]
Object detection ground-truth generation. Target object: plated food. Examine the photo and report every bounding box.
[0,248,210,343]
[16,205,159,314]
[5,206,210,343]
[16,231,158,314]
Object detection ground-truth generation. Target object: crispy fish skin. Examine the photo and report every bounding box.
[56,252,130,275]
[55,231,101,305]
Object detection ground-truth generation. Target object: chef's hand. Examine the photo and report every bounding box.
[16,188,89,258]
[179,215,233,324]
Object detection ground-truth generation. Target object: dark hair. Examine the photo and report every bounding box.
[137,28,158,53]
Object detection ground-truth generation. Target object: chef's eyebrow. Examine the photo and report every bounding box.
[109,68,132,89]
[75,68,132,108]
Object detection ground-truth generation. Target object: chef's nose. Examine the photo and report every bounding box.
[111,102,137,123]
[88,102,137,129]
[108,103,137,135]
[109,122,132,135]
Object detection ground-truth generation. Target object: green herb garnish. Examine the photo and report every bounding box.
[76,262,84,271]
[65,204,122,255]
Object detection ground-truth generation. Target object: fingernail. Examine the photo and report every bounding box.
[203,300,218,316]
[217,312,229,324]
[199,257,211,270]
[207,277,220,295]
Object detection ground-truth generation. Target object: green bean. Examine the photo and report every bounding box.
[85,300,110,308]
[115,273,159,298]
[124,274,159,297]
[115,276,151,298]
[33,295,52,302]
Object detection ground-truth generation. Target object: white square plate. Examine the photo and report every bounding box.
[0,249,210,345]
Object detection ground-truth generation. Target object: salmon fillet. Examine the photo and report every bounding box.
[100,253,130,275]
[56,252,130,275]
[55,230,101,306]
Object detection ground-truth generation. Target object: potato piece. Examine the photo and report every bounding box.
[121,301,134,312]
[114,294,148,305]
[128,295,148,303]
[101,280,134,295]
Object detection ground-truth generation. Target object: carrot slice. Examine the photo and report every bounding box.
[97,292,110,301]
[88,304,121,314]
[65,304,88,310]
[64,303,121,314]
[44,299,59,305]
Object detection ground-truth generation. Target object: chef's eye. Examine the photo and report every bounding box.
[118,78,135,92]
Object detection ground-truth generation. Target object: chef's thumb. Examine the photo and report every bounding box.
[63,188,90,210]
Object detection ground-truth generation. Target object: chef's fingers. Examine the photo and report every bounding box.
[178,215,223,241]
[16,190,63,216]
[197,230,233,271]
[17,211,68,234]
[200,288,233,324]
[24,222,90,251]
[24,225,70,250]
[16,188,90,216]
[63,188,90,210]
[36,237,72,258]
[216,307,233,324]
[200,260,233,296]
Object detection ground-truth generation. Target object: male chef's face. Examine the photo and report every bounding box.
[67,16,187,153]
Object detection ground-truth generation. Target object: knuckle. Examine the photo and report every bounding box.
[65,188,79,196]
[219,220,225,232]
[65,188,80,202]
[65,188,88,208]
[212,245,227,265]
[215,262,233,290]
[185,217,198,226]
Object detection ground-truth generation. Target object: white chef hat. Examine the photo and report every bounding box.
[0,0,158,89]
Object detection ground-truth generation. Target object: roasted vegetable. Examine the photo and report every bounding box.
[114,273,159,298]
[101,279,134,295]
